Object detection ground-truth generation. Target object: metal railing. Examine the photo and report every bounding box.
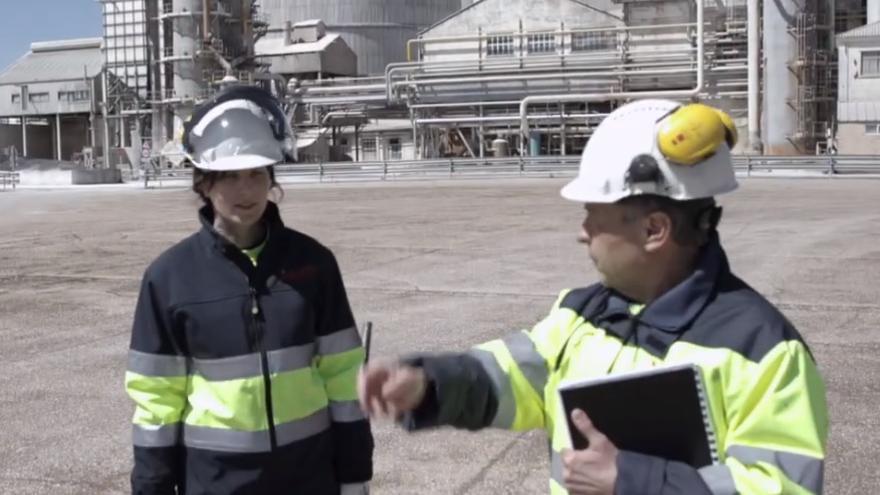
[142,155,880,188]
[733,155,880,175]
[0,171,20,191]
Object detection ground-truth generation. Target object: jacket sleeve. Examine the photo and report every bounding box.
[614,340,828,495]
[314,251,373,485]
[125,267,187,495]
[402,290,576,432]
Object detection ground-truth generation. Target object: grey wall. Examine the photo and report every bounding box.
[425,0,622,37]
[0,80,94,118]
[838,123,880,153]
[838,43,880,103]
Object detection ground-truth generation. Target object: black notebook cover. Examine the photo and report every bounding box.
[557,363,718,468]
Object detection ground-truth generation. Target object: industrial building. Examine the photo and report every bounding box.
[0,0,877,172]
[0,39,105,165]
[836,18,880,154]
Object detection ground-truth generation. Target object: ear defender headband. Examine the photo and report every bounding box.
[656,103,737,166]
[181,85,290,154]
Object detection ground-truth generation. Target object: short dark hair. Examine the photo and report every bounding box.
[192,165,283,204]
[618,194,719,247]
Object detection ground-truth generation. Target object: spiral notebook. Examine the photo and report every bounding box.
[557,363,719,468]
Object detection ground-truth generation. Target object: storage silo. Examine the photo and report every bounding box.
[256,0,464,75]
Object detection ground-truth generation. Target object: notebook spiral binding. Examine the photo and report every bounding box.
[694,367,721,465]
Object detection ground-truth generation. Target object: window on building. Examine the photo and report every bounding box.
[388,138,402,160]
[28,92,49,103]
[571,31,616,52]
[58,90,90,102]
[862,51,880,76]
[11,94,20,104]
[362,137,377,161]
[487,35,515,57]
[527,33,556,54]
[866,123,880,135]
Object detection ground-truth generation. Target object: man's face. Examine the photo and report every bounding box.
[578,202,648,291]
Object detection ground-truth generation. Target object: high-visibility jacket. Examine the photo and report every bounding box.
[125,203,373,494]
[404,234,827,494]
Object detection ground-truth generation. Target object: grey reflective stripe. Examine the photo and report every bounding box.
[502,331,548,396]
[330,400,366,422]
[133,423,181,448]
[550,449,565,486]
[468,349,515,429]
[317,326,361,355]
[267,343,315,374]
[184,424,272,453]
[699,464,738,495]
[191,344,315,381]
[128,350,187,377]
[275,408,332,447]
[727,445,824,493]
[191,353,261,381]
[182,409,331,453]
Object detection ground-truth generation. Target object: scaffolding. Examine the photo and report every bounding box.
[786,5,835,150]
[99,0,155,168]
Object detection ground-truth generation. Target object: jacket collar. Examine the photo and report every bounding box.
[596,231,728,333]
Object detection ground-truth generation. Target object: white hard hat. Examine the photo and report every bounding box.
[561,99,738,204]
[183,85,295,171]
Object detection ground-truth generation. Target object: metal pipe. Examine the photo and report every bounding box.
[748,0,762,152]
[299,84,387,95]
[243,0,254,57]
[56,113,62,160]
[387,46,697,76]
[409,100,524,108]
[456,128,476,158]
[383,54,700,84]
[385,37,699,101]
[518,0,705,156]
[102,69,111,168]
[416,113,609,125]
[479,106,485,158]
[321,110,366,126]
[21,116,27,157]
[202,0,210,41]
[392,67,697,90]
[387,62,700,103]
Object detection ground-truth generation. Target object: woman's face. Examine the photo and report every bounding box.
[203,168,272,229]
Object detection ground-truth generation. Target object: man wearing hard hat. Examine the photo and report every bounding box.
[359,99,828,494]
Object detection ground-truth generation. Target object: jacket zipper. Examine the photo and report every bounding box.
[250,286,278,450]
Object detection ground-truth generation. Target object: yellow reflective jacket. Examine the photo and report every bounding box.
[404,235,827,494]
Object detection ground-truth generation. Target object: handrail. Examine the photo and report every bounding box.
[0,171,21,191]
[141,155,880,188]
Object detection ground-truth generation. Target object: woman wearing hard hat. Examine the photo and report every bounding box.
[125,85,373,494]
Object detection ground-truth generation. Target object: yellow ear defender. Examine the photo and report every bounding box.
[657,103,738,166]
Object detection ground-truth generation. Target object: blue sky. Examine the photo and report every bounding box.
[0,1,103,71]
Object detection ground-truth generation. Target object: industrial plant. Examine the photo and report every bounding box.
[0,0,878,177]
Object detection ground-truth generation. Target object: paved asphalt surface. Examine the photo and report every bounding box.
[0,177,878,494]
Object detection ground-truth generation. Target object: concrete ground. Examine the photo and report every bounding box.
[0,177,878,494]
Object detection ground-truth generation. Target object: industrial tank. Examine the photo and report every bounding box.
[256,0,464,75]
